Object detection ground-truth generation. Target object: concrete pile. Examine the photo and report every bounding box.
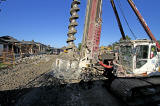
[51,53,81,83]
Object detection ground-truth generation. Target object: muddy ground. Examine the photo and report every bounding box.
[0,55,125,106]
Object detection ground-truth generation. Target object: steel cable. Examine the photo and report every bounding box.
[116,0,137,40]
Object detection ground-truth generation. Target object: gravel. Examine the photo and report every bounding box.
[0,55,57,91]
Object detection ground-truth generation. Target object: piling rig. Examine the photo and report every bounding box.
[56,0,160,105]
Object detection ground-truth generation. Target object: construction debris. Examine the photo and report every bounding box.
[0,53,122,106]
[0,55,57,91]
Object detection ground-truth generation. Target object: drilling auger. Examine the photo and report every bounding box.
[54,0,81,82]
[66,0,80,51]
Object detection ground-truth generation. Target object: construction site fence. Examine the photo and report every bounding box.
[0,52,16,65]
[0,50,62,65]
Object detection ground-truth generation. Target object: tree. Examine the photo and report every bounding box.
[119,35,131,42]
[158,40,160,45]
[78,43,82,51]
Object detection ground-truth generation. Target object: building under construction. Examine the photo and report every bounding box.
[0,36,55,64]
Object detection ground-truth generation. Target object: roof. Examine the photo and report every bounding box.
[0,36,50,48]
[119,39,156,46]
[0,36,20,43]
[21,41,47,46]
[21,41,35,45]
[35,42,47,46]
[0,39,7,44]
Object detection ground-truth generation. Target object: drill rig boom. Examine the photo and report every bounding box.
[80,0,103,67]
[127,0,160,51]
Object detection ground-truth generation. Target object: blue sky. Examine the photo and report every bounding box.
[0,0,160,48]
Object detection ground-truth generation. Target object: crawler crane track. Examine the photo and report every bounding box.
[111,76,160,105]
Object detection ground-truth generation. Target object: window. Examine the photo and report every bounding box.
[119,46,133,71]
[136,45,149,59]
[136,45,149,68]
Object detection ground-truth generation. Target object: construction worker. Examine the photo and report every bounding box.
[98,55,116,84]
[151,46,157,58]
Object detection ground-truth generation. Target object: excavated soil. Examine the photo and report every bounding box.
[0,55,125,106]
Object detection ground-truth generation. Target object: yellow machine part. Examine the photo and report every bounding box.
[159,67,160,72]
[64,50,68,53]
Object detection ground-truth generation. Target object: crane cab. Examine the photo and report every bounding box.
[117,39,160,77]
